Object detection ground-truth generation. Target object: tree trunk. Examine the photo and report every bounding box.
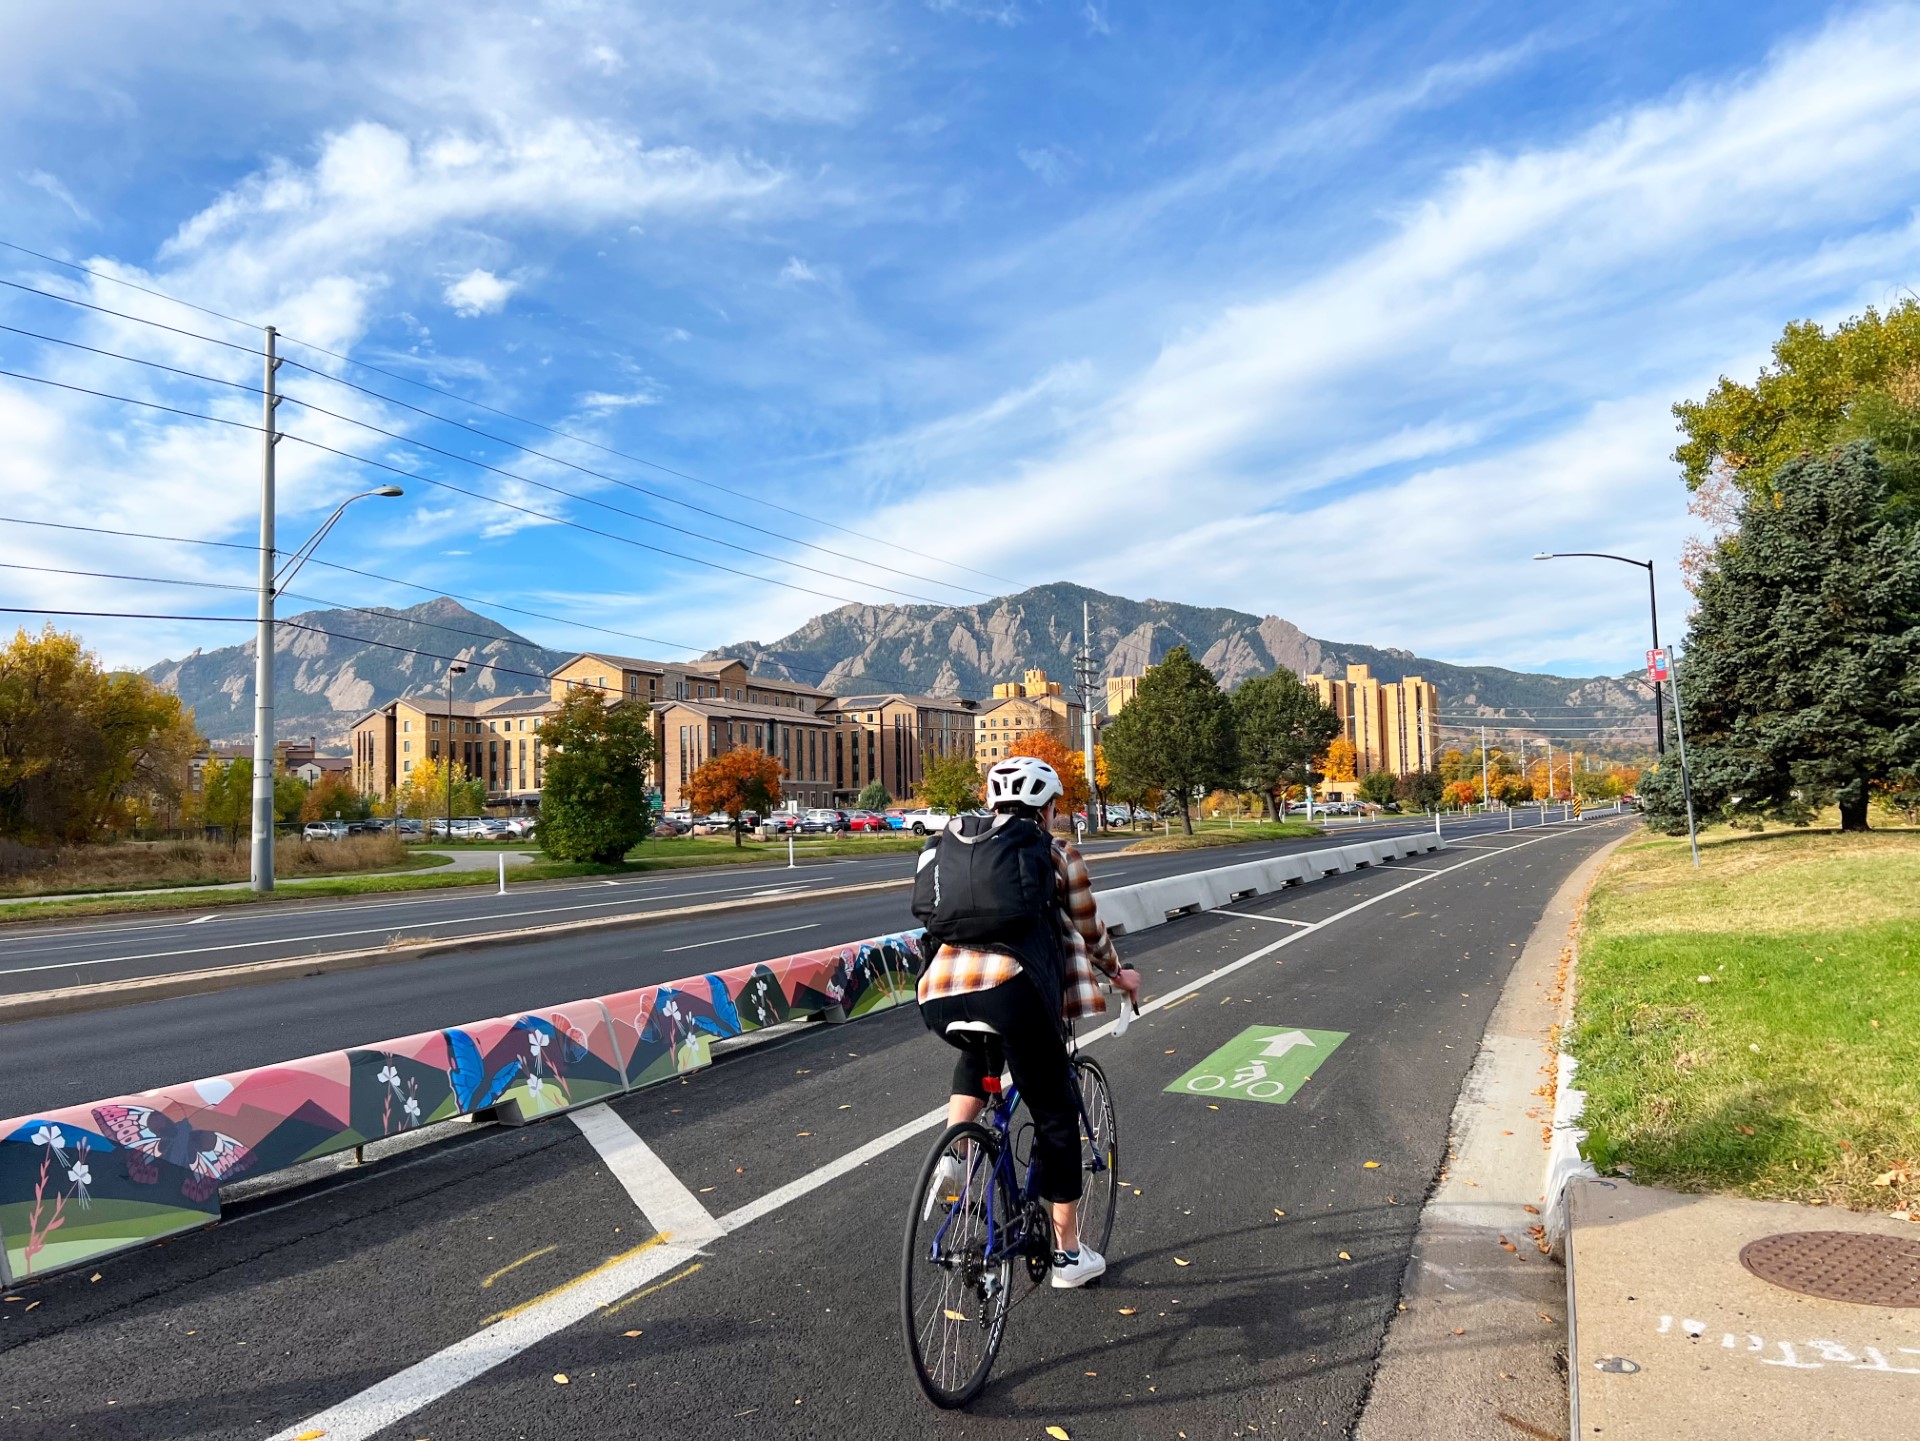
[733,818,744,847]
[1179,799,1193,836]
[1838,782,1870,832]
[1263,789,1278,821]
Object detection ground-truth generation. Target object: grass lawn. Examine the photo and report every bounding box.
[0,833,921,925]
[1121,821,1323,853]
[1573,822,1920,1213]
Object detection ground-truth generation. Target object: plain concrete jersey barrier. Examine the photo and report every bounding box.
[1099,832,1441,936]
[0,828,1443,1282]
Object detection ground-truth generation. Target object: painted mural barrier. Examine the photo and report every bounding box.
[0,928,928,1283]
[0,830,1449,1284]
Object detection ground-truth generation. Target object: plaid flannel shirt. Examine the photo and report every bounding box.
[917,833,1121,1023]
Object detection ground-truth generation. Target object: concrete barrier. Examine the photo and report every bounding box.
[0,827,1457,1281]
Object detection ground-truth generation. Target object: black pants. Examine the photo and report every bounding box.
[921,977,1083,1206]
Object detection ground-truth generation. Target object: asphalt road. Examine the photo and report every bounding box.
[0,814,1631,1440]
[0,814,1509,998]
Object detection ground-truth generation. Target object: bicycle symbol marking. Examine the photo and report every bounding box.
[1184,1059,1287,1099]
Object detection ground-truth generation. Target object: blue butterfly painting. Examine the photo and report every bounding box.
[446,1031,522,1113]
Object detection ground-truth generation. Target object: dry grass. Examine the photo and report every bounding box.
[1121,822,1322,854]
[1575,822,1920,1213]
[0,832,412,897]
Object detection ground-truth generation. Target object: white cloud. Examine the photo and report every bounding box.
[443,268,517,317]
[23,168,92,223]
[780,256,818,283]
[588,43,624,75]
[1017,145,1072,186]
[1082,3,1110,37]
[577,387,661,410]
[924,0,1022,25]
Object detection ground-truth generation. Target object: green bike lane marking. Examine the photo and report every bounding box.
[1164,1024,1349,1105]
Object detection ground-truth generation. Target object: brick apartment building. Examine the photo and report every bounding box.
[975,669,1083,761]
[821,693,978,803]
[1305,664,1438,777]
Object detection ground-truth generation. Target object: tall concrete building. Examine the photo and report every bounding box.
[1305,664,1437,776]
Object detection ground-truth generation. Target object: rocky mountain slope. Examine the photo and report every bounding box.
[711,582,1654,737]
[142,599,570,746]
[143,584,1652,751]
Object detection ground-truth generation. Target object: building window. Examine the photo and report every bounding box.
[402,740,411,754]
[402,719,412,733]
[403,759,413,773]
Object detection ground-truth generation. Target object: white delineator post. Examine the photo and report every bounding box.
[787,833,796,869]
[249,325,281,894]
[497,852,507,895]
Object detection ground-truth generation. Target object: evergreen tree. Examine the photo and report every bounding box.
[1643,442,1920,833]
[538,690,656,863]
[1102,645,1237,834]
[1231,669,1340,818]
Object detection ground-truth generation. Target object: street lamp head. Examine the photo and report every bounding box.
[373,485,405,498]
[1533,552,1555,561]
[449,662,468,676]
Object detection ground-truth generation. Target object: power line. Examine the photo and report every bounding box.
[0,320,962,605]
[277,362,991,599]
[0,239,263,333]
[0,513,849,685]
[2,236,1013,591]
[0,363,913,611]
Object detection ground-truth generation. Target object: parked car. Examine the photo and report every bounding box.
[845,810,889,833]
[898,808,953,835]
[692,813,735,836]
[800,808,848,834]
[760,812,801,836]
[882,809,910,830]
[394,817,424,836]
[501,817,537,837]
[302,820,347,841]
[652,814,689,837]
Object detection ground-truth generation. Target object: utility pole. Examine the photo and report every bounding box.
[1667,649,1701,867]
[445,661,467,838]
[1077,600,1100,834]
[1480,724,1490,814]
[249,327,282,893]
[1545,738,1554,803]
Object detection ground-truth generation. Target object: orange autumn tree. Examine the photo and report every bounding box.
[685,747,784,847]
[1320,738,1359,782]
[1005,730,1090,817]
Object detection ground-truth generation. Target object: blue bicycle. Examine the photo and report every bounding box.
[900,1033,1119,1407]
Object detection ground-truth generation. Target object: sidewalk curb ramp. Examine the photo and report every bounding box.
[0,832,1441,1284]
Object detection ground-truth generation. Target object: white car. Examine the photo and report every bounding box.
[899,809,954,835]
[302,821,347,841]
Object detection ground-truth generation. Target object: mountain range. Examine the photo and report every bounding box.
[144,583,1653,750]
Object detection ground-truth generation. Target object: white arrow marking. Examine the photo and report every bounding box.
[1260,1030,1316,1058]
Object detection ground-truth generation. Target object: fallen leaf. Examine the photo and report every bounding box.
[1047,1427,1071,1440]
[1084,1370,1098,1376]
[1522,1203,1540,1215]
[23,1301,39,1312]
[1538,1312,1556,1324]
[943,1308,969,1322]
[795,1069,811,1075]
[1164,1049,1176,1054]
[1452,1327,1466,1336]
[623,1330,643,1337]
[1273,1209,1287,1218]
[1117,1307,1138,1316]
[838,1104,851,1110]
[89,1273,102,1283]
[294,1432,326,1440]
[552,1373,569,1385]
[1174,1257,1191,1267]
[1363,1161,1380,1169]
[796,1132,812,1138]
[1337,1251,1352,1261]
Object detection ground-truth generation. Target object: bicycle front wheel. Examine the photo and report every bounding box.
[901,1121,1012,1408]
[1074,1055,1119,1256]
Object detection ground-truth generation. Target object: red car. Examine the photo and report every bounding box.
[845,810,890,832]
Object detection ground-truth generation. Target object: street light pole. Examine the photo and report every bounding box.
[446,661,468,839]
[1534,551,1666,754]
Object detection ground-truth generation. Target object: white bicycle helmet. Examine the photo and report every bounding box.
[985,755,1064,810]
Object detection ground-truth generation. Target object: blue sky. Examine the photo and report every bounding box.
[3,0,1918,683]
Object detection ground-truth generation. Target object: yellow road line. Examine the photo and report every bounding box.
[600,1261,703,1317]
[481,1233,671,1327]
[479,1244,557,1290]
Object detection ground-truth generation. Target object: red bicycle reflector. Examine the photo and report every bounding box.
[981,1076,1002,1094]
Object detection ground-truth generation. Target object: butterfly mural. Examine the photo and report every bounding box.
[446,1031,522,1113]
[91,1104,256,1203]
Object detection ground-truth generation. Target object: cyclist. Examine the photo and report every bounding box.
[914,755,1139,1288]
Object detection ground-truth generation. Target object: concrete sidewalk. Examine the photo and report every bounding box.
[1567,1177,1920,1438]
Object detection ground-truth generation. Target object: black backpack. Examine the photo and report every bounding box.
[911,813,1057,958]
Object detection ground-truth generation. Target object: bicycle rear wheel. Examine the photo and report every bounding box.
[901,1121,1013,1408]
[1073,1056,1119,1256]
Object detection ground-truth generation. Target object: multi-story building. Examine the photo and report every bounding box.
[1305,664,1438,776]
[350,691,559,803]
[974,669,1084,761]
[820,693,978,803]
[1106,674,1143,716]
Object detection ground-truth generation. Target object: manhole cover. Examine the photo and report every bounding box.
[1738,1231,1920,1307]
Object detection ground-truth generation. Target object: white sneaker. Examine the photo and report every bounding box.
[921,1153,965,1220]
[1049,1245,1107,1288]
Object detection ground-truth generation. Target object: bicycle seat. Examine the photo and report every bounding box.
[943,1021,1008,1089]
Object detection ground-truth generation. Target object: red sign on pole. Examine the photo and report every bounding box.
[1646,648,1670,684]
